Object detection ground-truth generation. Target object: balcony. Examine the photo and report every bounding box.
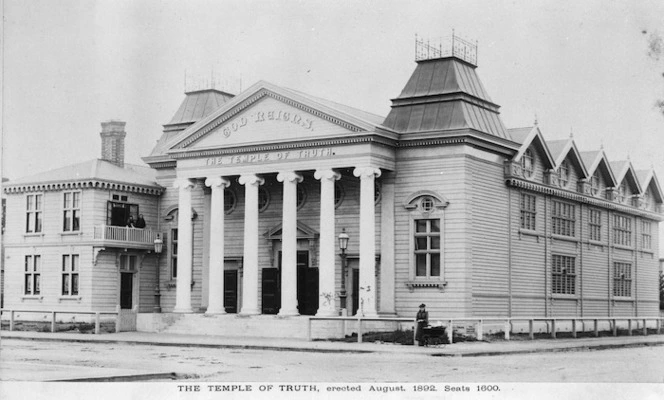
[93,225,159,250]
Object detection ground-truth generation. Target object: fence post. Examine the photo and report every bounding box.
[529,320,534,340]
[9,310,15,331]
[627,319,632,336]
[357,318,363,343]
[476,320,483,341]
[51,312,56,333]
[594,319,599,337]
[612,319,617,336]
[115,313,121,333]
[504,320,510,340]
[95,313,101,335]
[551,319,556,339]
[658,318,662,334]
[643,319,647,336]
[446,320,454,344]
[307,318,312,341]
[571,319,576,338]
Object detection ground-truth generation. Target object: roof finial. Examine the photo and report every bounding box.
[533,113,538,126]
[600,140,604,150]
[569,127,573,138]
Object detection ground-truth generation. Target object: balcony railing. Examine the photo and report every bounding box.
[93,225,158,247]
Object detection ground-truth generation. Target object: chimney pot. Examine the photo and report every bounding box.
[100,120,127,168]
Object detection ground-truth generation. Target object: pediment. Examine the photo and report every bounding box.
[167,82,381,153]
[264,221,319,240]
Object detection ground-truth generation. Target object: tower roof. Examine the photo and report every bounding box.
[166,89,234,126]
[382,57,509,139]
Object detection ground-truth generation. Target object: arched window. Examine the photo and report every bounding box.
[334,182,344,208]
[297,185,307,209]
[258,187,270,212]
[224,189,237,214]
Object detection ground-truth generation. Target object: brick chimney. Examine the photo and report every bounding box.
[100,120,126,168]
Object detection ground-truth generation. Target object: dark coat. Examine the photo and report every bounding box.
[415,309,429,342]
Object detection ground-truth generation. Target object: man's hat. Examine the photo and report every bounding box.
[419,303,426,308]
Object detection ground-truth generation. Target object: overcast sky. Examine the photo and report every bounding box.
[2,0,664,245]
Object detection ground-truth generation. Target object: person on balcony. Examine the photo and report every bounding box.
[126,215,136,228]
[135,214,146,229]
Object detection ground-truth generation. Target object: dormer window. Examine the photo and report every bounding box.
[590,172,600,196]
[521,149,535,178]
[617,181,627,204]
[558,160,569,187]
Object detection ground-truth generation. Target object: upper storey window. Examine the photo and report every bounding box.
[26,194,43,233]
[63,191,81,232]
[558,160,570,188]
[590,171,600,196]
[616,181,628,204]
[521,149,535,178]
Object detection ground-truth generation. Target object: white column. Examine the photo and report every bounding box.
[353,167,381,317]
[205,176,230,315]
[276,171,303,316]
[239,174,264,315]
[173,178,196,313]
[314,168,341,316]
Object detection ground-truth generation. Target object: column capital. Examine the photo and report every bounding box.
[277,171,304,183]
[173,178,196,190]
[205,176,231,189]
[353,167,382,179]
[314,168,341,181]
[238,174,265,186]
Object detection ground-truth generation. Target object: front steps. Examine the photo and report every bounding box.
[136,313,411,340]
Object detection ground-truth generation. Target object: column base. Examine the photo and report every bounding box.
[239,308,261,316]
[205,309,227,316]
[172,307,194,314]
[278,308,300,317]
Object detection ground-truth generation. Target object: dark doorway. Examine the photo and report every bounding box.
[224,270,238,314]
[120,273,133,309]
[352,269,359,316]
[107,201,138,227]
[261,250,318,315]
[261,268,280,314]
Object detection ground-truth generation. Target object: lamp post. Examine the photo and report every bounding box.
[338,228,349,311]
[153,234,164,313]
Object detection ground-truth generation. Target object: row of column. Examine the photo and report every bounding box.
[172,167,381,317]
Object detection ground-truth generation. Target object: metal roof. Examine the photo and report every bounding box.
[167,89,234,125]
[383,57,509,139]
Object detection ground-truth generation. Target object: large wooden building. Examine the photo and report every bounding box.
[3,43,662,335]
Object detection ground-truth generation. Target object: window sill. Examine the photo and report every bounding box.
[21,295,43,302]
[23,233,45,238]
[552,294,579,300]
[518,229,540,242]
[60,231,82,236]
[58,296,82,302]
[612,244,634,251]
[405,280,447,292]
[551,234,578,243]
[612,297,634,302]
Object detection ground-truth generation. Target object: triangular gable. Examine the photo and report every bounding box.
[637,169,664,204]
[513,126,555,170]
[546,138,588,178]
[610,160,642,194]
[264,221,319,240]
[166,81,384,153]
[579,150,617,187]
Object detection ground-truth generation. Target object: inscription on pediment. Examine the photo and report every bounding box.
[221,109,315,139]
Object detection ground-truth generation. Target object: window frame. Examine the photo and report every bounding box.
[521,148,535,178]
[520,193,537,231]
[25,193,43,233]
[588,209,602,242]
[613,262,632,298]
[406,192,448,284]
[590,171,600,196]
[612,214,632,247]
[413,218,442,278]
[171,228,178,279]
[61,254,80,296]
[551,200,576,237]
[551,254,576,295]
[63,191,81,232]
[24,255,41,295]
[641,220,652,250]
[558,160,570,188]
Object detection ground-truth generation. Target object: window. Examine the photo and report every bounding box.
[414,219,441,277]
[120,254,137,272]
[26,194,43,233]
[552,255,576,295]
[643,189,652,210]
[63,192,81,232]
[374,182,382,204]
[613,214,632,246]
[616,181,628,204]
[551,201,575,237]
[62,254,79,296]
[107,200,138,226]
[334,182,344,208]
[590,171,600,196]
[296,185,307,209]
[558,160,570,187]
[589,209,602,242]
[420,196,435,212]
[520,193,537,230]
[641,220,652,250]
[613,262,632,297]
[258,187,270,212]
[521,149,535,178]
[171,228,178,279]
[24,255,41,295]
[224,189,237,214]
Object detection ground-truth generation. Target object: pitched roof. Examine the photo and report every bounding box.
[6,159,160,188]
[636,169,664,203]
[167,89,234,126]
[382,57,509,139]
[610,160,641,193]
[507,127,535,144]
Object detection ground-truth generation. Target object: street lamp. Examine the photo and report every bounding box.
[338,228,349,311]
[153,234,164,313]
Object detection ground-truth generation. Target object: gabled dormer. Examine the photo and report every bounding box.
[610,160,642,206]
[636,169,663,212]
[579,150,617,200]
[506,126,555,183]
[546,137,588,192]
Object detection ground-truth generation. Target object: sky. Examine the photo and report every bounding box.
[2,0,664,246]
